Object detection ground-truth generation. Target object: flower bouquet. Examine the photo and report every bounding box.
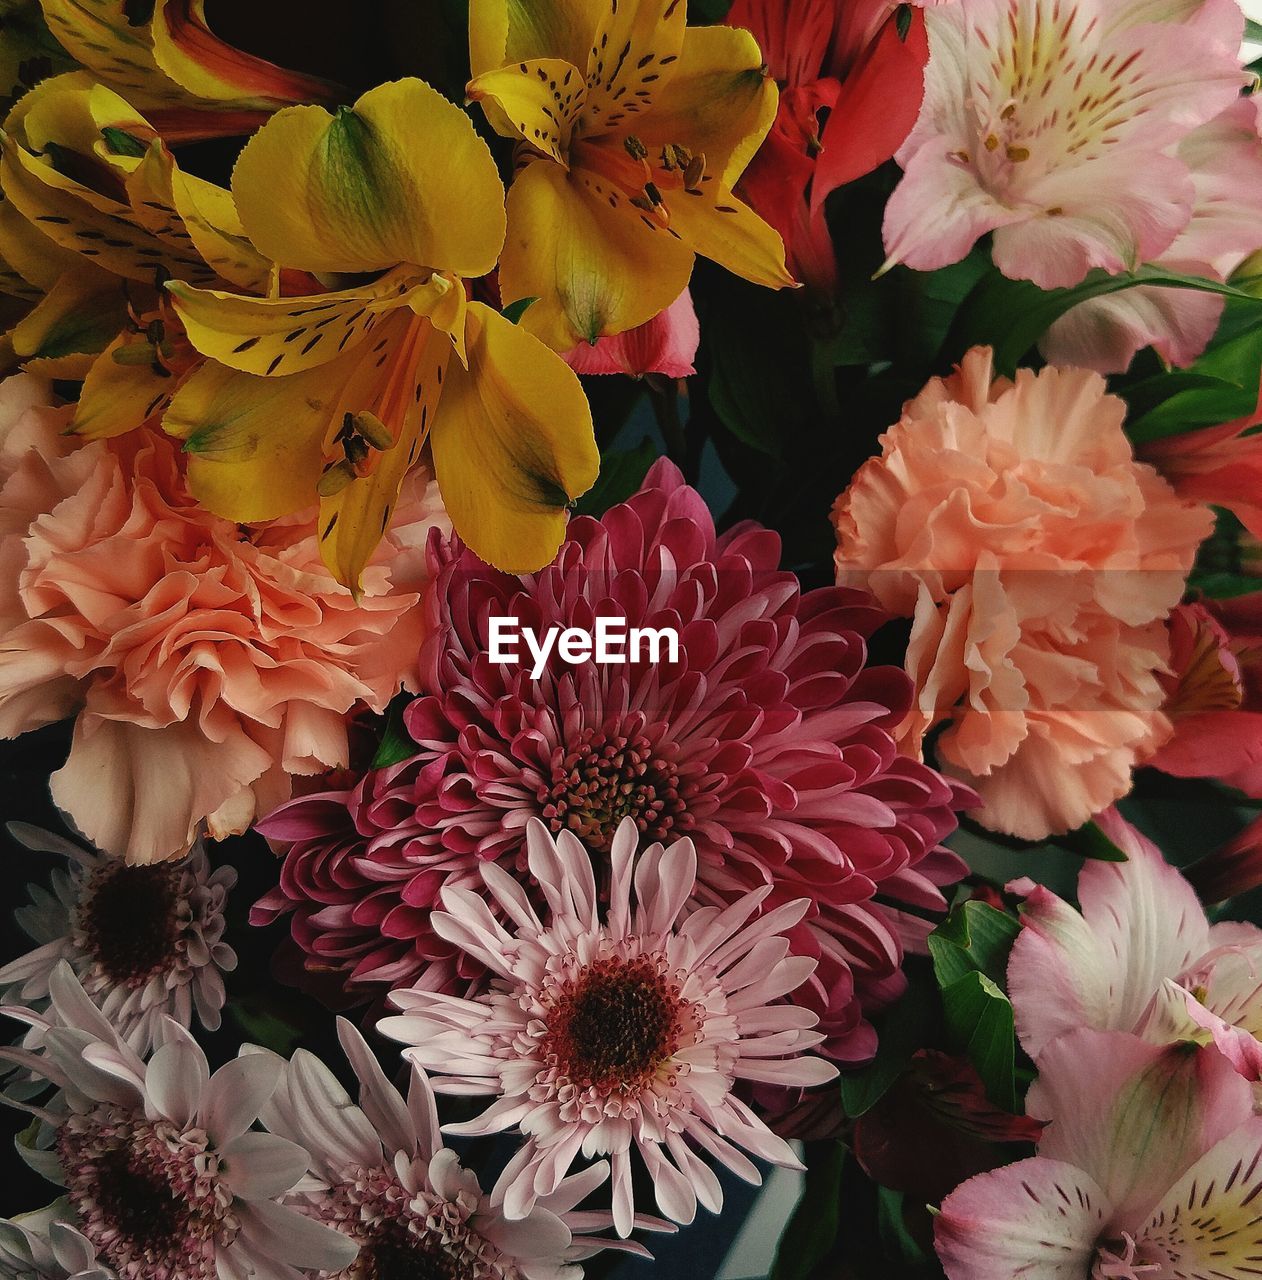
[3,0,1262,1277]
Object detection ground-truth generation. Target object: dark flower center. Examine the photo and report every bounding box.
[543,726,688,853]
[58,1112,225,1280]
[80,863,180,987]
[91,1145,192,1253]
[361,1227,468,1280]
[546,957,682,1091]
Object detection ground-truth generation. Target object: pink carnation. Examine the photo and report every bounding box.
[256,459,967,1064]
[0,375,447,864]
[833,348,1213,839]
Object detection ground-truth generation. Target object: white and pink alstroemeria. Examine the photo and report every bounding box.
[935,1029,1262,1280]
[1008,809,1262,1079]
[883,0,1251,291]
[378,818,838,1238]
[1042,97,1262,373]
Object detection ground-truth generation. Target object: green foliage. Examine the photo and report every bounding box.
[1125,301,1262,445]
[946,266,1262,375]
[771,1143,846,1280]
[840,966,941,1118]
[501,296,538,325]
[573,436,658,517]
[929,902,1021,1110]
[370,691,417,769]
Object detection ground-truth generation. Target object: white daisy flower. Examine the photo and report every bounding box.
[379,818,838,1238]
[0,824,236,1054]
[1,962,357,1280]
[254,1018,664,1279]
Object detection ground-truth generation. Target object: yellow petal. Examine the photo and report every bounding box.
[0,131,216,285]
[10,267,125,375]
[500,157,693,350]
[39,1,168,109]
[469,0,596,78]
[40,0,333,115]
[124,145,271,291]
[164,356,333,521]
[579,0,688,133]
[148,0,337,112]
[317,315,450,593]
[467,59,584,164]
[73,335,177,439]
[429,299,597,572]
[168,266,427,377]
[0,196,76,297]
[230,78,506,278]
[666,185,795,289]
[167,308,451,593]
[635,24,779,186]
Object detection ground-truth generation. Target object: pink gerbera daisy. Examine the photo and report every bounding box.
[254,1018,659,1279]
[378,818,838,1238]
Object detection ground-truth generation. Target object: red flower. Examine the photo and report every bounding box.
[727,0,935,293]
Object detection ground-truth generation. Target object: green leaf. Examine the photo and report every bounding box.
[1247,17,1262,42]
[371,692,417,769]
[928,900,1020,990]
[228,1002,303,1055]
[687,0,734,20]
[877,1187,929,1268]
[771,1142,845,1280]
[945,266,1262,375]
[101,127,148,158]
[572,437,658,517]
[939,971,1017,1112]
[840,969,940,1117]
[501,296,537,325]
[1125,302,1262,445]
[1054,820,1128,863]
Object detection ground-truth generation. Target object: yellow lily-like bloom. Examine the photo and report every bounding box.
[0,71,273,435]
[163,78,599,592]
[39,0,338,138]
[467,0,794,352]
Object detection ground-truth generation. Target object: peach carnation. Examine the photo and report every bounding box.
[0,374,447,864]
[832,348,1213,839]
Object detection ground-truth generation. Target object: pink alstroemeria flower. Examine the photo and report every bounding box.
[728,0,938,294]
[1040,98,1262,374]
[935,1029,1262,1279]
[1145,601,1262,798]
[884,0,1250,290]
[563,290,700,379]
[1007,810,1262,1081]
[1144,393,1262,540]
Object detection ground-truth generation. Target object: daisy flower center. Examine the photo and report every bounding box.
[58,1108,232,1280]
[77,863,181,988]
[544,956,684,1092]
[544,727,687,853]
[322,1168,508,1280]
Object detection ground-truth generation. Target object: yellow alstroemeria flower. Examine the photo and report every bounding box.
[467,0,794,352]
[0,71,273,433]
[39,0,338,139]
[163,78,598,593]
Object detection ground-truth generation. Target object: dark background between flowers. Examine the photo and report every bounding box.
[2,1,1262,1277]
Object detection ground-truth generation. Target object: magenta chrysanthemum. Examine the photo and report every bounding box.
[255,460,968,1061]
